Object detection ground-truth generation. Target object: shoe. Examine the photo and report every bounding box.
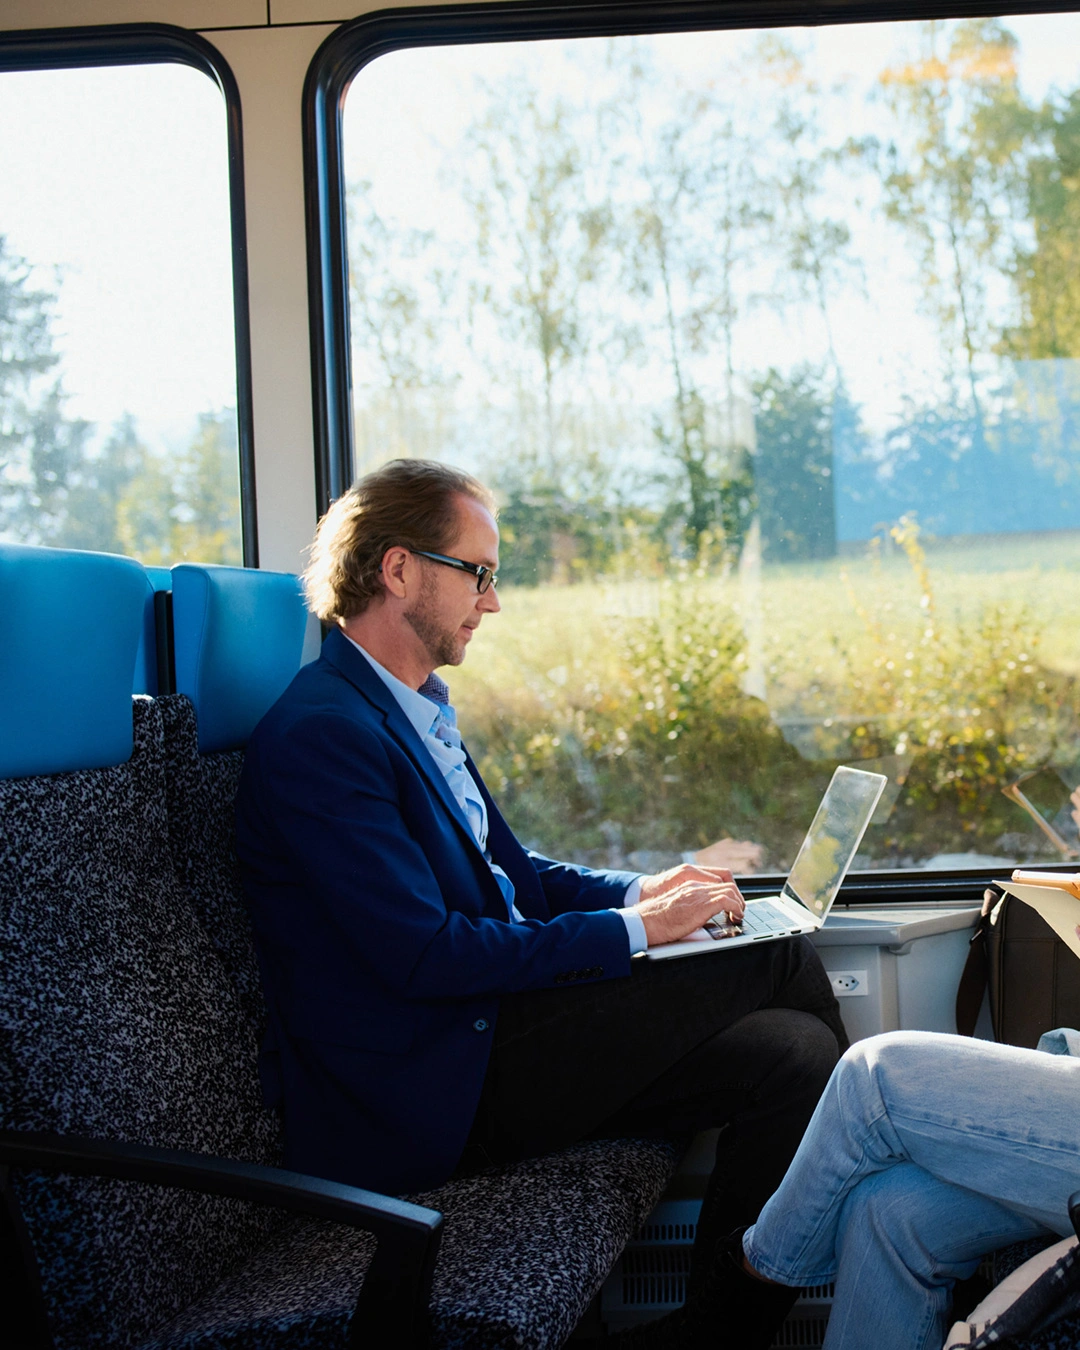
[684,1227,800,1350]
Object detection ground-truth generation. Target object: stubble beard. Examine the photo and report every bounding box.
[403,573,467,668]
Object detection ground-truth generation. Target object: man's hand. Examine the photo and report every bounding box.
[631,865,746,948]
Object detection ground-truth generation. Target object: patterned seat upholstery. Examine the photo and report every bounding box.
[0,538,678,1349]
[2,691,677,1350]
[0,697,284,1350]
[145,1139,678,1350]
[154,691,679,1348]
[158,692,266,1040]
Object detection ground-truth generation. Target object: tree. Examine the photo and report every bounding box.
[462,77,605,482]
[1000,87,1080,360]
[877,20,1032,443]
[115,450,178,564]
[753,366,837,561]
[0,235,93,543]
[172,411,242,563]
[603,48,766,556]
[755,36,862,385]
[111,410,242,564]
[62,413,148,554]
[496,484,621,585]
[347,183,457,468]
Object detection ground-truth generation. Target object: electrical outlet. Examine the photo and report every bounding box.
[830,970,868,998]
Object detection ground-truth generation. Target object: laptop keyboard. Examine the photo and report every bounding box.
[707,899,796,939]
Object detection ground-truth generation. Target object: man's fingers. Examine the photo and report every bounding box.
[704,888,745,920]
[662,879,745,918]
[635,865,747,943]
[636,883,746,945]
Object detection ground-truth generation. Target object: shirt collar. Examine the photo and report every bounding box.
[343,634,442,743]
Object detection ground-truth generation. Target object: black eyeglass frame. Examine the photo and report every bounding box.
[411,549,498,593]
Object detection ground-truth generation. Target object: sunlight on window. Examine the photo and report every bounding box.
[0,63,241,564]
[343,17,1080,874]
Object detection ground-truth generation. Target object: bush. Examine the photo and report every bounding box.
[783,516,1080,857]
[455,518,1080,868]
[467,562,821,866]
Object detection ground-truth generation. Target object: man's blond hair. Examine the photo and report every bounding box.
[303,459,496,624]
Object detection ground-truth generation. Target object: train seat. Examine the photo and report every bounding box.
[170,563,309,756]
[148,1134,678,1350]
[152,562,681,1349]
[161,563,308,1034]
[0,544,284,1350]
[0,549,677,1349]
[0,543,148,779]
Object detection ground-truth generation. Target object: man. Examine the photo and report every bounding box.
[235,459,848,1340]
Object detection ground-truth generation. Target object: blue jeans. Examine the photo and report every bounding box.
[742,1031,1080,1350]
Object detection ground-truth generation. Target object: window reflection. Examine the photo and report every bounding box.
[343,17,1080,873]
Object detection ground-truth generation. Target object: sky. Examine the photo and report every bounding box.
[0,62,237,457]
[4,15,1080,461]
[341,14,1080,444]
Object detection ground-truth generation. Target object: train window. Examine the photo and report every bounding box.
[338,16,1080,878]
[0,61,243,565]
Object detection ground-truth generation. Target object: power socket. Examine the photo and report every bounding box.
[830,970,869,998]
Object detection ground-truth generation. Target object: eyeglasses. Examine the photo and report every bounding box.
[412,549,499,594]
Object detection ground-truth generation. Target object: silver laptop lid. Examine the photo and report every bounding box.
[781,766,888,922]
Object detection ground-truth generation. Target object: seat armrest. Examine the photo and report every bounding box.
[0,1130,442,1350]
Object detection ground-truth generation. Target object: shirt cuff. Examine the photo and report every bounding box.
[615,893,648,955]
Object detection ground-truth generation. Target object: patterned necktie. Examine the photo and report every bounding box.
[418,672,450,705]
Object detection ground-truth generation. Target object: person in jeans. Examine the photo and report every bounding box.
[654,1028,1080,1350]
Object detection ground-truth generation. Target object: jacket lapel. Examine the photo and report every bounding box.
[321,629,489,863]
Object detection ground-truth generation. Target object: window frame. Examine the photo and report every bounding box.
[0,22,259,567]
[304,0,1080,905]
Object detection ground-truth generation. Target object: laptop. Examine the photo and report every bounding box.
[646,765,888,960]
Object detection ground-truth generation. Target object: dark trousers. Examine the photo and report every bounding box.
[463,936,847,1266]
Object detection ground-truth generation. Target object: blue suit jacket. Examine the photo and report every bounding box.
[235,628,638,1194]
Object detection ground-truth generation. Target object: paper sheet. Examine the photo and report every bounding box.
[998,881,1080,961]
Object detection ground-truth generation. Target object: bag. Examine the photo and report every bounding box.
[944,1236,1080,1350]
[956,885,1080,1047]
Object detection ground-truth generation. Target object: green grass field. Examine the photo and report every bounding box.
[447,530,1080,872]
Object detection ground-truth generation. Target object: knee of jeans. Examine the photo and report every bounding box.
[843,1029,946,1079]
[838,1029,913,1073]
[839,1166,940,1266]
[834,1030,942,1120]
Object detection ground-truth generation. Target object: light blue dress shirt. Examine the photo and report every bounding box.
[345,636,647,954]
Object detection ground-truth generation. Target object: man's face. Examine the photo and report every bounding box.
[404,494,501,669]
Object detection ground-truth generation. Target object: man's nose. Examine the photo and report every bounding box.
[479,584,501,614]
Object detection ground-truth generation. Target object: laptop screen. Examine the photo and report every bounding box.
[782,766,888,920]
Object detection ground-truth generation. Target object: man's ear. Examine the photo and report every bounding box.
[379,545,411,599]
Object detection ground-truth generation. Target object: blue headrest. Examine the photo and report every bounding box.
[133,566,172,696]
[0,544,147,778]
[171,564,308,754]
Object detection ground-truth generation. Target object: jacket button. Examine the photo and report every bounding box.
[472,1018,490,1032]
